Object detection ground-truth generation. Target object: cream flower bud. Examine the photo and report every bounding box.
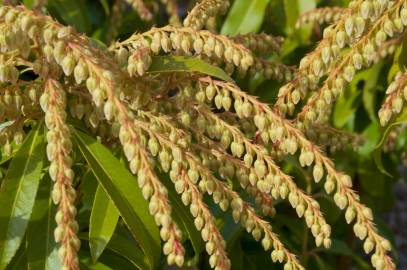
[354,223,367,240]
[392,97,403,114]
[321,46,331,64]
[324,176,335,194]
[363,238,375,253]
[336,31,346,48]
[334,192,348,209]
[61,55,76,76]
[360,1,371,19]
[352,53,363,70]
[383,19,394,37]
[175,255,184,267]
[291,89,301,104]
[343,65,355,82]
[103,101,114,121]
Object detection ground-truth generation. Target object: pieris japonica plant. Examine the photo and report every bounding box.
[0,0,405,269]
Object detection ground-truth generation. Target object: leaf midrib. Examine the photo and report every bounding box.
[73,130,154,269]
[0,125,42,266]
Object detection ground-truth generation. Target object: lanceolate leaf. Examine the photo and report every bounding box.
[5,238,27,270]
[81,226,148,270]
[147,56,233,82]
[0,122,45,269]
[89,185,120,262]
[72,128,160,269]
[26,175,60,270]
[221,0,270,35]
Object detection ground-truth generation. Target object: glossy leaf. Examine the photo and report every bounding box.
[72,128,160,269]
[26,175,60,270]
[0,122,45,269]
[102,232,147,270]
[81,224,148,270]
[147,56,233,82]
[5,238,27,270]
[89,185,119,262]
[221,0,270,35]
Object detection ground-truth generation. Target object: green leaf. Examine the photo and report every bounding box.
[80,170,98,211]
[81,224,148,270]
[147,56,233,82]
[47,0,91,33]
[333,63,384,127]
[72,128,160,269]
[361,62,384,121]
[0,122,45,269]
[26,175,60,270]
[5,238,27,270]
[89,185,119,262]
[221,0,270,35]
[102,232,147,270]
[373,108,407,176]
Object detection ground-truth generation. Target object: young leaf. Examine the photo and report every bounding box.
[147,56,233,82]
[72,128,160,269]
[0,122,45,269]
[26,175,60,270]
[221,0,270,35]
[89,184,119,262]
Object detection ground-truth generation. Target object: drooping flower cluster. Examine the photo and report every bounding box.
[183,0,230,30]
[296,7,344,29]
[0,2,398,270]
[41,79,80,270]
[275,0,395,115]
[379,70,407,125]
[297,0,407,125]
[125,0,153,21]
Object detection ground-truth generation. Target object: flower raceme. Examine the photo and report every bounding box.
[0,2,399,270]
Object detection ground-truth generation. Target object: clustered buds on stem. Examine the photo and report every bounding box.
[0,3,398,270]
[231,33,284,56]
[189,77,394,270]
[296,7,344,29]
[275,0,393,115]
[115,25,255,72]
[379,70,407,126]
[41,79,79,270]
[125,0,153,21]
[297,0,407,125]
[183,0,229,30]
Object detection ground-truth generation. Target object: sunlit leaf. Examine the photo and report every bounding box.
[148,56,233,82]
[221,0,270,35]
[72,128,160,269]
[0,122,45,269]
[89,185,119,262]
[26,175,60,270]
